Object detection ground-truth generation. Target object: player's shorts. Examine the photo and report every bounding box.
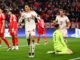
[61,29,68,37]
[10,30,18,36]
[9,27,18,36]
[53,42,69,53]
[38,28,46,34]
[25,29,36,38]
[10,29,18,36]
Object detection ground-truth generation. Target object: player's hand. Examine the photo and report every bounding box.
[18,23,22,28]
[14,31,17,37]
[12,28,14,32]
[31,15,35,19]
[53,20,57,25]
[18,23,21,27]
[33,29,35,32]
[66,27,70,29]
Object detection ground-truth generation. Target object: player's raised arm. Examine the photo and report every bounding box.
[31,11,41,20]
[52,16,58,25]
[66,17,71,29]
[18,12,24,25]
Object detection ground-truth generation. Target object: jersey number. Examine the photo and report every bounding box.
[27,18,30,22]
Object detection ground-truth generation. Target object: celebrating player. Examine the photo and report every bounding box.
[0,8,11,50]
[8,10,18,50]
[47,24,73,54]
[19,4,40,57]
[54,9,71,42]
[37,17,48,45]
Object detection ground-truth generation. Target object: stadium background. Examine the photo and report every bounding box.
[0,0,80,60]
[0,0,79,38]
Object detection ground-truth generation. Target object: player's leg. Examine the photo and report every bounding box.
[53,39,73,54]
[55,48,73,54]
[10,31,15,50]
[29,36,35,57]
[15,36,18,50]
[37,34,40,44]
[31,35,36,55]
[43,34,48,45]
[61,29,68,43]
[0,39,2,47]
[25,31,32,57]
[14,30,19,50]
[0,28,11,50]
[26,31,30,46]
[12,37,15,50]
[28,30,36,57]
[11,33,19,50]
[1,35,11,48]
[14,26,19,50]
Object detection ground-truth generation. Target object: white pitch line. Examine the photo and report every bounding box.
[69,57,80,60]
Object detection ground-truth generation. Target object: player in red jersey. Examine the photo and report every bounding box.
[0,8,11,50]
[8,10,18,50]
[37,17,48,45]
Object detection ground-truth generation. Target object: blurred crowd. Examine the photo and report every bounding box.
[0,0,80,23]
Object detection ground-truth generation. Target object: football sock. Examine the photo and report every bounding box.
[15,37,18,46]
[27,39,30,46]
[43,35,48,42]
[37,35,40,43]
[0,40,1,45]
[12,37,15,46]
[2,37,10,48]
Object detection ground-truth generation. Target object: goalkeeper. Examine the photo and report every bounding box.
[48,24,73,54]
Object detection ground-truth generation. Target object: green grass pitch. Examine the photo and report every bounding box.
[0,38,80,60]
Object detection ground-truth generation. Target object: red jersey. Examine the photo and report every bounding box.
[37,19,45,29]
[0,13,5,28]
[9,15,18,29]
[37,19,46,34]
[9,14,18,36]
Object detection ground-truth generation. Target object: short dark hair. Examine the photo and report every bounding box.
[0,7,4,11]
[23,3,31,9]
[59,9,65,12]
[7,9,17,14]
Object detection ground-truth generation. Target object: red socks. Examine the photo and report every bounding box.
[0,40,1,45]
[2,37,10,48]
[12,37,18,46]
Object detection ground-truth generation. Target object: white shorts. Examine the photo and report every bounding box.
[61,29,68,37]
[25,29,36,38]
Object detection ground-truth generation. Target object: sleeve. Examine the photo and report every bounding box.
[55,16,58,21]
[32,11,38,18]
[66,17,70,22]
[10,16,12,21]
[32,11,41,20]
[13,15,17,22]
[2,14,6,20]
[41,20,45,28]
[54,16,58,23]
[19,13,24,23]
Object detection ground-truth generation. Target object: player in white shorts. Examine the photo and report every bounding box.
[54,9,71,42]
[19,4,40,57]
